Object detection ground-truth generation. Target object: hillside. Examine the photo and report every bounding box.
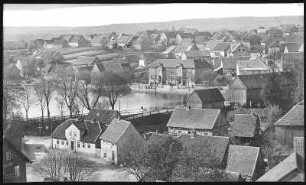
[4,16,304,42]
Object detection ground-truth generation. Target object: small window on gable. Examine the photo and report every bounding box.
[6,151,13,161]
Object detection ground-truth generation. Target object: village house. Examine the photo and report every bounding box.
[92,59,131,75]
[83,34,97,42]
[266,101,304,147]
[51,118,106,156]
[59,34,73,42]
[211,42,231,58]
[186,88,225,109]
[132,36,154,51]
[283,35,304,44]
[225,145,265,181]
[256,152,304,182]
[29,39,45,50]
[161,45,177,58]
[173,41,198,59]
[72,56,100,66]
[99,118,145,164]
[73,65,94,77]
[160,32,179,46]
[15,57,38,78]
[228,72,297,106]
[44,39,55,49]
[236,59,270,75]
[175,33,195,45]
[148,59,208,87]
[181,50,211,60]
[138,52,164,67]
[231,114,260,144]
[267,41,281,54]
[3,63,23,81]
[3,121,32,183]
[44,64,73,80]
[52,39,69,49]
[68,35,90,48]
[283,43,304,53]
[167,108,228,137]
[280,53,304,71]
[150,33,161,44]
[204,40,220,52]
[229,42,250,57]
[212,56,251,76]
[115,34,134,48]
[91,36,108,48]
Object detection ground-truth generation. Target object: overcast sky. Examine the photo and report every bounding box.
[3,3,304,27]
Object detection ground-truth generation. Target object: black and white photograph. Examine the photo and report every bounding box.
[2,3,304,182]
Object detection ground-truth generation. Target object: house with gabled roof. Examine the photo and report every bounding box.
[256,152,304,182]
[175,33,195,45]
[161,45,177,58]
[212,42,231,58]
[236,59,270,75]
[148,59,207,87]
[280,52,304,71]
[186,88,225,109]
[173,42,198,59]
[51,118,106,155]
[229,72,297,106]
[229,42,250,57]
[59,34,73,41]
[68,35,90,48]
[268,101,304,147]
[91,36,108,48]
[52,39,69,49]
[283,35,304,43]
[100,118,145,164]
[226,145,265,181]
[167,108,228,137]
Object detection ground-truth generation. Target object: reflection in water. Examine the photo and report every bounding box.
[20,84,188,118]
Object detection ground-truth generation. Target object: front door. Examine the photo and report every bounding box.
[112,151,115,162]
[71,141,74,151]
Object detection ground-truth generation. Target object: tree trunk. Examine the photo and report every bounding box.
[26,109,29,124]
[69,108,73,118]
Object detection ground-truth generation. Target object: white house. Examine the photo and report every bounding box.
[99,118,145,164]
[51,119,105,156]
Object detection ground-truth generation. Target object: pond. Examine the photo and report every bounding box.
[19,84,188,118]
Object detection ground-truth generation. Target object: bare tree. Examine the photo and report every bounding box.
[34,150,67,181]
[20,87,35,123]
[55,68,79,118]
[34,82,47,124]
[3,79,23,121]
[64,153,97,181]
[98,71,131,110]
[76,70,104,111]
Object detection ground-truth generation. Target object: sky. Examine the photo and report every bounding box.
[3,3,304,27]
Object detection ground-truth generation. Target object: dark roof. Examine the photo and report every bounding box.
[164,31,180,38]
[260,34,272,43]
[238,59,269,70]
[76,65,94,73]
[256,152,304,181]
[173,43,197,53]
[179,33,195,39]
[99,118,131,144]
[236,72,297,89]
[96,53,123,61]
[268,41,280,48]
[195,36,209,43]
[189,88,225,104]
[274,103,304,126]
[226,145,261,178]
[179,135,230,166]
[102,60,130,73]
[51,119,103,143]
[95,63,105,72]
[167,108,221,130]
[285,43,303,53]
[184,50,211,58]
[53,39,66,46]
[213,42,230,51]
[84,109,120,124]
[284,35,304,43]
[91,36,106,43]
[69,35,85,43]
[232,114,256,138]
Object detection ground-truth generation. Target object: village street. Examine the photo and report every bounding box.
[23,136,137,182]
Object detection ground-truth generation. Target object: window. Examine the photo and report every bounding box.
[83,143,85,148]
[104,151,107,158]
[88,144,91,149]
[67,141,69,145]
[6,151,13,161]
[57,140,59,144]
[203,132,208,136]
[61,140,64,145]
[77,142,80,148]
[73,132,77,138]
[14,165,20,177]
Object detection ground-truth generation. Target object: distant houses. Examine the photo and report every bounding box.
[167,108,229,137]
[68,35,90,48]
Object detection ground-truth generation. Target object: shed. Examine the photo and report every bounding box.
[186,88,225,109]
